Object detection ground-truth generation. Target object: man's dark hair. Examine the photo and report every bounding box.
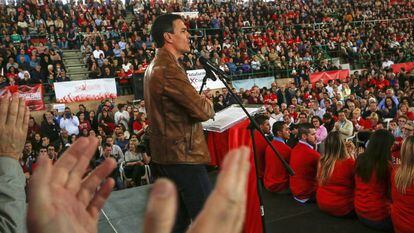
[272,121,286,137]
[254,114,269,126]
[151,14,183,48]
[297,123,314,138]
[104,143,112,149]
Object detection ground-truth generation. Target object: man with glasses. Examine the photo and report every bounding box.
[395,116,408,138]
[392,121,414,162]
[47,145,58,162]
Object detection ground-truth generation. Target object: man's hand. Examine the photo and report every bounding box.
[27,136,117,233]
[143,147,251,233]
[0,93,30,160]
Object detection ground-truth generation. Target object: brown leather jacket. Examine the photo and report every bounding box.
[144,48,215,164]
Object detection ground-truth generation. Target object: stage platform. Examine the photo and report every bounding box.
[99,173,382,233]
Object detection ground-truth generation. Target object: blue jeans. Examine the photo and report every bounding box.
[358,215,393,232]
[154,164,212,233]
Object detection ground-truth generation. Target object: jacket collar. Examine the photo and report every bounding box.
[156,47,179,63]
[155,48,185,71]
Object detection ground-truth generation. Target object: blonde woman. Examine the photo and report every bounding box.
[391,136,414,233]
[316,131,356,217]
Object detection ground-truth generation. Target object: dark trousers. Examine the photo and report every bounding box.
[358,215,394,232]
[154,164,212,233]
[124,165,145,185]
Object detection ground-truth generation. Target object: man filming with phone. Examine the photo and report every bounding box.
[59,107,80,136]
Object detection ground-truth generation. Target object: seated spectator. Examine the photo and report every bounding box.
[56,70,70,82]
[381,97,397,119]
[114,104,130,131]
[115,133,129,154]
[59,107,80,136]
[316,131,355,217]
[105,137,124,164]
[40,112,61,148]
[27,117,40,140]
[289,123,320,203]
[213,94,226,112]
[253,114,272,179]
[355,129,394,232]
[131,111,148,138]
[96,143,123,190]
[78,112,91,133]
[312,116,327,144]
[264,121,291,193]
[98,109,115,135]
[332,110,353,140]
[123,143,146,186]
[391,136,414,233]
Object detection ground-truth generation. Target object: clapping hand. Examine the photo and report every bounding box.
[27,137,116,233]
[0,93,30,160]
[143,147,251,233]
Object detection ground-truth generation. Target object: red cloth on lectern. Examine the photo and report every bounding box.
[207,119,263,233]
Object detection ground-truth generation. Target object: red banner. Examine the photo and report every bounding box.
[0,84,45,111]
[310,70,349,84]
[391,62,414,74]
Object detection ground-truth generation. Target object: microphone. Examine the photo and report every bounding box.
[197,55,229,82]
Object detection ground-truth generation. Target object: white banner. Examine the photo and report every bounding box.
[187,69,226,91]
[172,11,199,19]
[54,79,117,103]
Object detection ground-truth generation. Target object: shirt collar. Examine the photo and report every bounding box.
[273,136,285,144]
[299,140,313,149]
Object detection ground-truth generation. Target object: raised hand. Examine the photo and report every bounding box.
[0,92,30,160]
[27,136,117,233]
[142,147,251,233]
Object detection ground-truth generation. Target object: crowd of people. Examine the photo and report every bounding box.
[0,92,251,233]
[239,70,414,232]
[1,0,414,232]
[22,98,150,189]
[2,0,413,97]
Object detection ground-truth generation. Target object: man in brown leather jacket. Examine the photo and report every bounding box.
[144,14,215,233]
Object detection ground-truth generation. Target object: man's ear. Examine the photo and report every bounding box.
[163,32,173,44]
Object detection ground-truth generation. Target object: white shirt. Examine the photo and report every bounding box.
[59,115,80,135]
[114,110,130,130]
[93,49,105,59]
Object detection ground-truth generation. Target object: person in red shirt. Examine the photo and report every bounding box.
[316,131,355,217]
[264,121,291,193]
[253,114,272,179]
[375,74,390,90]
[391,136,414,233]
[289,123,320,203]
[355,129,395,232]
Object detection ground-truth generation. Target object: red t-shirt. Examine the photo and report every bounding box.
[316,158,355,216]
[263,140,291,192]
[289,142,321,200]
[253,130,269,179]
[391,168,414,233]
[355,170,391,221]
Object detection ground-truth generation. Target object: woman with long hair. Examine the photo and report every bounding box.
[316,131,355,217]
[213,94,226,112]
[391,136,414,233]
[354,129,395,231]
[382,97,397,119]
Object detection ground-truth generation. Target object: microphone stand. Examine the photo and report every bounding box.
[198,70,216,94]
[205,67,295,233]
